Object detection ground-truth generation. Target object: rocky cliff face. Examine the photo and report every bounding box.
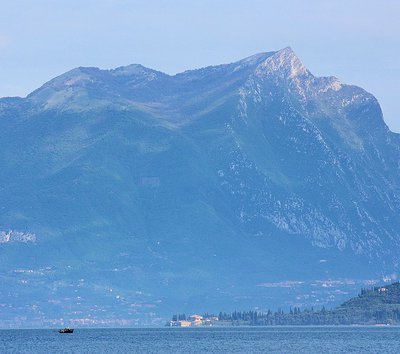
[0,47,399,327]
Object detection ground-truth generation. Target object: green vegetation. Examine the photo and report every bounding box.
[175,282,400,326]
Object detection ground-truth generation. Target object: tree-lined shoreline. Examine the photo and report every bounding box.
[169,282,400,326]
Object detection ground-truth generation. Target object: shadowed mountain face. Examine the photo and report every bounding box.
[0,47,399,327]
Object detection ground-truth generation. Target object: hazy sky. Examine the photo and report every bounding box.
[1,0,399,131]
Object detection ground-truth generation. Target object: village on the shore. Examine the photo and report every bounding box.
[167,314,219,327]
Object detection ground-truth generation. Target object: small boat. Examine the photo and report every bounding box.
[58,328,74,333]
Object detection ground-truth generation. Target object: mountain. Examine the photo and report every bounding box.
[0,47,399,327]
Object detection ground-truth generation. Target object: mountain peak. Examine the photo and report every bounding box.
[256,46,309,79]
[110,64,166,79]
[233,51,275,67]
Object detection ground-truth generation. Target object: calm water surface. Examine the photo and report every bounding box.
[1,326,400,353]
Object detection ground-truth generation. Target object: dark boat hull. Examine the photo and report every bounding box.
[58,328,74,333]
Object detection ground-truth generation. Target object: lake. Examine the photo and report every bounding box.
[1,326,400,353]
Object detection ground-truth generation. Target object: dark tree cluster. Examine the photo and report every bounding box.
[171,314,187,321]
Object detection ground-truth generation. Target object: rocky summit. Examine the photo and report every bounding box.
[0,47,399,327]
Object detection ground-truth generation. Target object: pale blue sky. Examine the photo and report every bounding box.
[1,0,399,131]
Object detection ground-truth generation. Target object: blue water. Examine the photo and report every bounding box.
[1,326,400,353]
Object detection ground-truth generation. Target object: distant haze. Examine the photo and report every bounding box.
[0,0,399,131]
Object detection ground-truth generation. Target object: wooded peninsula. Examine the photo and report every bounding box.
[168,282,400,326]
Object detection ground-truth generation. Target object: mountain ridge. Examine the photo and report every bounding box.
[0,48,399,327]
